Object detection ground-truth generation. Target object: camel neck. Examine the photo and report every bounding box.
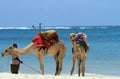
[13,42,34,56]
[72,41,78,52]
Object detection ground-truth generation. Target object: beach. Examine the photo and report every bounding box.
[0,27,120,77]
[0,73,120,79]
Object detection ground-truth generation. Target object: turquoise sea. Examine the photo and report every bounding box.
[0,26,120,76]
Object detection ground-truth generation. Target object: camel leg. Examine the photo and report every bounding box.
[78,59,81,76]
[38,55,44,75]
[70,56,76,75]
[57,57,63,75]
[54,54,59,75]
[82,58,86,76]
[57,45,66,75]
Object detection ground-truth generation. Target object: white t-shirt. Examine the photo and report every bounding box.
[11,55,20,65]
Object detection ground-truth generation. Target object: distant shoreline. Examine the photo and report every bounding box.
[0,26,120,30]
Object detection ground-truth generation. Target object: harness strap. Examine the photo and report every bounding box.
[38,47,48,55]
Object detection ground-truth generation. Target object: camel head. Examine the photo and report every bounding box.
[70,33,80,47]
[2,46,14,57]
[70,32,85,41]
[70,33,76,41]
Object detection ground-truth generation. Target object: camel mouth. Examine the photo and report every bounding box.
[1,53,4,57]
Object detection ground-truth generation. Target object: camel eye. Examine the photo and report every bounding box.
[9,47,12,49]
[73,35,76,37]
[5,50,8,52]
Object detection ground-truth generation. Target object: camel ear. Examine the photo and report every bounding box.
[70,34,72,39]
[70,33,75,36]
[9,46,14,49]
[70,33,75,39]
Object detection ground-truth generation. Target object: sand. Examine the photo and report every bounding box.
[0,73,120,79]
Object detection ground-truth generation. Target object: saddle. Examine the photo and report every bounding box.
[39,30,58,40]
[32,30,59,53]
[75,33,89,52]
[76,38,89,52]
[38,30,59,45]
[33,30,59,48]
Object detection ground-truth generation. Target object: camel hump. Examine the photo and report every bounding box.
[39,30,58,41]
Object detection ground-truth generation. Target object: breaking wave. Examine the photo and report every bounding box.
[0,26,71,30]
[0,26,31,29]
[0,26,119,30]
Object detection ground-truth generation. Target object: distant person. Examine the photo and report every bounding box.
[11,43,23,74]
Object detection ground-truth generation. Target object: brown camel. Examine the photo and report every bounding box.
[2,41,66,75]
[70,33,89,76]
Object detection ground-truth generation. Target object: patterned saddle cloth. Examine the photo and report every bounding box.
[76,38,89,52]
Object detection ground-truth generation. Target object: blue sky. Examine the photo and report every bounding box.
[0,0,120,26]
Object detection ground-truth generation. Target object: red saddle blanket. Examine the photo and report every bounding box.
[32,35,50,47]
[32,35,59,47]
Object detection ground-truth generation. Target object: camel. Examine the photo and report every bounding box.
[2,41,66,75]
[70,33,89,76]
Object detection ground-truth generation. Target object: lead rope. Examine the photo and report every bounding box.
[22,62,41,73]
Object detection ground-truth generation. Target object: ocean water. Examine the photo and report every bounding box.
[0,26,120,76]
